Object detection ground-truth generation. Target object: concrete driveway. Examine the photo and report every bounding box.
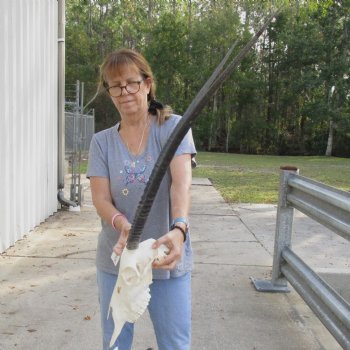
[0,177,348,349]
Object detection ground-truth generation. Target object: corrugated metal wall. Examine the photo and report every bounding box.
[0,0,58,252]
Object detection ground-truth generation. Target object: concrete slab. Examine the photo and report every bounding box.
[194,241,272,266]
[231,204,350,271]
[232,203,350,302]
[2,228,97,260]
[191,183,236,216]
[190,215,255,242]
[190,264,340,350]
[192,177,212,186]
[0,178,347,350]
[0,256,100,350]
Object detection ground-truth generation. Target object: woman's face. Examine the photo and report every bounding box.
[106,63,151,118]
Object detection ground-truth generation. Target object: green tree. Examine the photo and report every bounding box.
[64,0,350,157]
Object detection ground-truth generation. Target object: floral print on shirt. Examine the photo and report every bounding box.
[120,154,154,196]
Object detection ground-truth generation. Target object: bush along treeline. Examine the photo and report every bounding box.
[66,0,350,157]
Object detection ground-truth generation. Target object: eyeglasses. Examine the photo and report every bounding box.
[106,79,144,97]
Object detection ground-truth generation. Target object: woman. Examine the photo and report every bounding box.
[87,48,196,350]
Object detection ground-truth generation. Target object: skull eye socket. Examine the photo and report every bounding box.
[122,266,140,285]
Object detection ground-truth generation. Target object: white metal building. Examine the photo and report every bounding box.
[0,1,59,252]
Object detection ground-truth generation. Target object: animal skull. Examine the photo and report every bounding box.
[108,238,168,347]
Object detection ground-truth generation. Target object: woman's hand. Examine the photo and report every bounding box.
[152,229,184,270]
[113,218,132,256]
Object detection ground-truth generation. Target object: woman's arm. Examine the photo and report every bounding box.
[90,176,131,254]
[170,153,192,232]
[152,153,192,269]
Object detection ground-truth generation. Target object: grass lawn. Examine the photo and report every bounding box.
[80,152,350,204]
[193,152,350,204]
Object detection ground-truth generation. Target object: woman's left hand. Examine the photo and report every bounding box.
[152,229,184,270]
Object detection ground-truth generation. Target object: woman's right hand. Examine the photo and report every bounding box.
[113,218,132,256]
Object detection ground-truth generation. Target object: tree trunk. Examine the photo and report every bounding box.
[225,105,234,153]
[265,29,274,150]
[188,0,192,30]
[325,119,333,156]
[208,93,218,151]
[208,121,213,151]
[225,115,230,153]
[299,114,306,154]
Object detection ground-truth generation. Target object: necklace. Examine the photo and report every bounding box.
[124,117,150,157]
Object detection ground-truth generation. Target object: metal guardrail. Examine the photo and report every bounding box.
[251,166,350,350]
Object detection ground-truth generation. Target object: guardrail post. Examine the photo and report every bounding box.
[251,166,299,292]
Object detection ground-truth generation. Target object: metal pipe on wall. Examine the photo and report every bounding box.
[57,0,77,207]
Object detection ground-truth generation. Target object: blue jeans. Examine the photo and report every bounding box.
[96,269,191,350]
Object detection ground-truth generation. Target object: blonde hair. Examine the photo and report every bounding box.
[99,48,172,125]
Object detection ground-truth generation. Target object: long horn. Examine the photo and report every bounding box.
[127,10,279,249]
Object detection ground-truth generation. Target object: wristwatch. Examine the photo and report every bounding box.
[172,217,189,231]
[170,217,189,242]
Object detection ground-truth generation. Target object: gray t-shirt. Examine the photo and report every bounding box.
[87,114,197,279]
